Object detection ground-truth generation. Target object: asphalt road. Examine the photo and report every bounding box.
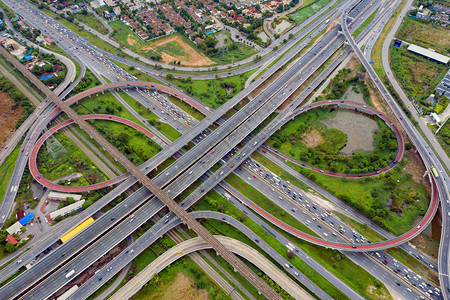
[0,0,436,298]
[109,236,313,300]
[341,3,450,299]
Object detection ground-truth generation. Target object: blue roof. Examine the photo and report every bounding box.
[12,17,18,21]
[40,74,54,80]
[24,55,34,61]
[18,212,34,225]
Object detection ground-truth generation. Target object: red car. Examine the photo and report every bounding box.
[230,165,234,168]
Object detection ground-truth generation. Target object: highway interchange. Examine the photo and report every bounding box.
[0,0,448,299]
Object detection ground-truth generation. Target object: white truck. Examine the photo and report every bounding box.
[65,270,75,279]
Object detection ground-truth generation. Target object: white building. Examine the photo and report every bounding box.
[430,112,441,124]
[48,192,82,202]
[50,200,85,219]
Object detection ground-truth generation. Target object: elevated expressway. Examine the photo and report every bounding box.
[72,211,333,300]
[341,5,450,297]
[0,0,414,296]
[0,0,424,298]
[110,236,313,300]
[0,21,284,300]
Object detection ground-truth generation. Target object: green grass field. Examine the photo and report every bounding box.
[208,31,257,65]
[286,155,429,235]
[126,234,228,300]
[267,107,398,174]
[91,120,162,165]
[0,142,21,204]
[116,91,181,141]
[396,16,450,55]
[289,0,331,24]
[391,46,447,105]
[74,12,109,35]
[168,70,256,109]
[437,122,450,157]
[37,131,108,185]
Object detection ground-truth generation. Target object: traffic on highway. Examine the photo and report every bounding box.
[0,0,448,299]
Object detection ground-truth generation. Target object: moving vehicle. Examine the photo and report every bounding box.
[431,166,439,178]
[65,270,75,278]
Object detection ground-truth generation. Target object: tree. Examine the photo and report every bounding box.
[5,242,15,253]
[166,74,174,80]
[287,251,294,259]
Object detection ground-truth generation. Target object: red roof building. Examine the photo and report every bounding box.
[6,235,18,245]
[16,210,25,221]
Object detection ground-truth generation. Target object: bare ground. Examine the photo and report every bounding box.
[301,128,324,148]
[410,234,439,262]
[402,149,429,189]
[147,271,209,300]
[127,34,137,46]
[366,284,392,300]
[0,92,22,148]
[141,35,214,67]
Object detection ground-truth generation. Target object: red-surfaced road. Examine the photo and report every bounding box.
[65,81,208,115]
[240,175,438,251]
[29,114,165,192]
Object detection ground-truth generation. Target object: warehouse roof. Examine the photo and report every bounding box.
[6,222,22,235]
[48,192,82,201]
[407,44,450,64]
[18,212,35,225]
[50,200,85,219]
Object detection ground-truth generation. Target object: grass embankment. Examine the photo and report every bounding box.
[168,69,256,109]
[391,46,447,108]
[396,16,450,55]
[116,91,181,141]
[0,143,21,204]
[285,156,429,236]
[289,0,331,24]
[436,123,450,157]
[72,91,163,165]
[40,9,118,54]
[194,189,391,299]
[68,68,102,97]
[37,131,108,185]
[268,107,398,174]
[371,0,406,77]
[352,8,378,37]
[112,60,165,84]
[208,31,257,65]
[334,212,386,243]
[168,95,204,121]
[74,12,109,35]
[386,247,439,285]
[90,120,162,166]
[225,173,317,236]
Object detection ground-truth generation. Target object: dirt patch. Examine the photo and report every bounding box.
[402,149,429,188]
[301,128,324,148]
[366,284,391,300]
[127,34,137,46]
[156,272,209,300]
[141,35,214,67]
[410,234,439,262]
[0,91,22,148]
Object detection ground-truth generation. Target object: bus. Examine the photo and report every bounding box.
[431,166,439,178]
[60,217,94,243]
